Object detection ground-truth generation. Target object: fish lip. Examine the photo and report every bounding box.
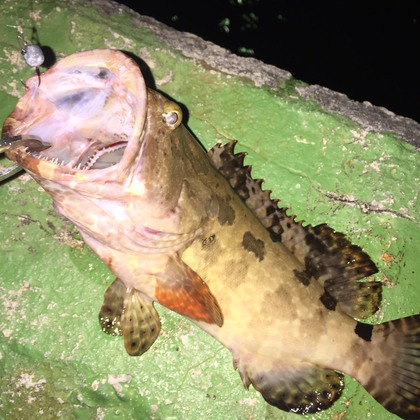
[2,49,147,182]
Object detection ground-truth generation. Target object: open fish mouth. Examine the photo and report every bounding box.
[2,49,147,177]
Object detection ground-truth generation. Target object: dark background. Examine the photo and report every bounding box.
[115,1,419,123]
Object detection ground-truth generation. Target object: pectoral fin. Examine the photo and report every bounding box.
[121,287,161,356]
[99,278,161,356]
[99,278,125,336]
[155,255,223,327]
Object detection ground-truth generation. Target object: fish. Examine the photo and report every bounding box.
[1,49,419,418]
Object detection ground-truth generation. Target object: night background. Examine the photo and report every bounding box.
[115,1,420,123]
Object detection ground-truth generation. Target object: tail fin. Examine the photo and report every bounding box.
[361,315,420,419]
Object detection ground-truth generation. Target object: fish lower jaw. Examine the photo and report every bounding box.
[7,138,130,177]
[32,140,128,171]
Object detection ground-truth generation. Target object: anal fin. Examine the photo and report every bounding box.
[237,358,344,414]
[99,278,161,356]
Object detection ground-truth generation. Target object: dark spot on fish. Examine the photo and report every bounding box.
[269,230,281,243]
[218,195,236,225]
[266,205,276,216]
[320,289,336,311]
[354,322,373,342]
[305,232,328,254]
[293,269,310,286]
[242,231,265,261]
[331,382,341,391]
[96,67,110,79]
[202,234,216,247]
[304,255,323,280]
[321,390,330,399]
[267,213,284,243]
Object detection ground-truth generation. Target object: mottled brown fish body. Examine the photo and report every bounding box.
[2,49,419,418]
[180,174,362,370]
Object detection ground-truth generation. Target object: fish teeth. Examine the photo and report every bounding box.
[65,160,78,169]
[20,147,74,170]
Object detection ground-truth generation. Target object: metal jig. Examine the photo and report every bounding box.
[0,25,46,182]
[10,24,45,85]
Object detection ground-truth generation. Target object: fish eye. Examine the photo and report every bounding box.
[162,103,182,129]
[164,111,179,126]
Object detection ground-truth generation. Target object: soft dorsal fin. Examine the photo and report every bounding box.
[209,141,382,319]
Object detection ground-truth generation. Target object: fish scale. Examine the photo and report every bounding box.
[1,49,419,418]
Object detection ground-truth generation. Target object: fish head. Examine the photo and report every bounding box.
[2,49,217,246]
[3,49,146,180]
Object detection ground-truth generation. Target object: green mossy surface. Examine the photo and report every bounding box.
[0,1,418,419]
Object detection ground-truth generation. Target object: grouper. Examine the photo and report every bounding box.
[1,49,419,418]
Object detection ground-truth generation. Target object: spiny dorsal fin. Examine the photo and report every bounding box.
[208,141,381,319]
